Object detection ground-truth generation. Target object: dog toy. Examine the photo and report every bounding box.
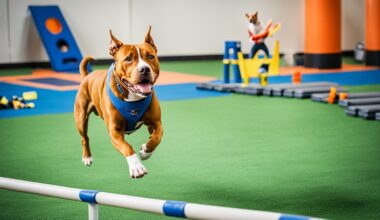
[23,91,38,100]
[0,96,10,109]
[0,95,35,110]
[11,96,35,110]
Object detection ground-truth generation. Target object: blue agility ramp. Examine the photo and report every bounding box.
[29,5,86,72]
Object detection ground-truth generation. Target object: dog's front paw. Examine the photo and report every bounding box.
[139,144,152,160]
[82,157,93,166]
[126,154,148,178]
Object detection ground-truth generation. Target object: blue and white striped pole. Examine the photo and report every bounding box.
[0,177,324,220]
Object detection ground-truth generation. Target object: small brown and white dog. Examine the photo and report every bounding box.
[74,26,163,179]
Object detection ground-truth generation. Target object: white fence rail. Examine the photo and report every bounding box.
[0,177,324,220]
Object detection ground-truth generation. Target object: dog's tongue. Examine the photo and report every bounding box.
[134,82,152,94]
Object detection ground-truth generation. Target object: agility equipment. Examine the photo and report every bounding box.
[196,82,244,93]
[358,106,380,119]
[338,92,380,106]
[196,82,218,90]
[234,84,264,95]
[304,0,341,68]
[339,92,348,100]
[238,40,280,86]
[311,92,346,103]
[292,71,302,84]
[266,82,338,97]
[223,41,242,83]
[365,0,380,66]
[345,104,380,117]
[29,5,86,72]
[293,86,347,99]
[0,177,324,220]
[213,83,243,92]
[327,87,337,104]
[376,112,380,121]
[259,73,268,86]
[282,83,339,98]
[339,97,380,107]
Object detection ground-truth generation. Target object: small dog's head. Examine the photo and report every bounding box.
[109,26,159,97]
[245,12,259,25]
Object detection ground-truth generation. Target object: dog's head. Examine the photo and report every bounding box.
[109,26,159,97]
[245,12,259,25]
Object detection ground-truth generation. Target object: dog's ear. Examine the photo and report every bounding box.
[144,25,157,52]
[254,11,258,17]
[245,13,250,19]
[109,30,123,57]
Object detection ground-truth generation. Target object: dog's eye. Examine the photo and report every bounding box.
[125,56,133,63]
[148,54,155,60]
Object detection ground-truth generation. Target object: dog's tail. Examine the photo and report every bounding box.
[80,56,94,78]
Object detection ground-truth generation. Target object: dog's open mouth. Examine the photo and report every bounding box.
[122,78,153,96]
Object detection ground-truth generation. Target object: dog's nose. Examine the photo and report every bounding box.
[138,66,151,75]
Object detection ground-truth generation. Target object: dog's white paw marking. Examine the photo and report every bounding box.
[82,157,93,166]
[126,154,148,178]
[139,144,153,160]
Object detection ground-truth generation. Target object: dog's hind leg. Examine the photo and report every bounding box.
[74,93,93,166]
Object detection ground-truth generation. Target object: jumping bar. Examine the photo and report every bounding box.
[0,177,324,220]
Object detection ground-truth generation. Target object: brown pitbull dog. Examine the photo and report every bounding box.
[74,26,163,178]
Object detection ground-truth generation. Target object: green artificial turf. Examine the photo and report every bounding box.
[1,89,380,219]
[0,68,34,76]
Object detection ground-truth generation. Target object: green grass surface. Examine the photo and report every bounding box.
[160,60,222,77]
[1,84,380,219]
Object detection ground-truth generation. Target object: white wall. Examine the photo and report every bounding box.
[342,0,365,48]
[130,0,305,57]
[0,0,10,63]
[0,0,365,64]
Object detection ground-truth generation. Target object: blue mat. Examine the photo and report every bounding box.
[263,69,380,85]
[0,82,229,118]
[1,68,380,118]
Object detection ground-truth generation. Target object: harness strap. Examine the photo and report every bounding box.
[106,63,153,133]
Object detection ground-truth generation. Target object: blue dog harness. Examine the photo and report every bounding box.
[106,63,152,133]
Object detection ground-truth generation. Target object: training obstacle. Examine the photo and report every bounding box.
[338,97,380,107]
[376,112,380,121]
[238,40,280,86]
[29,5,86,72]
[283,84,339,98]
[312,92,380,104]
[0,177,323,220]
[293,87,347,99]
[264,82,338,97]
[233,84,264,95]
[345,104,380,118]
[223,41,243,83]
[357,105,380,119]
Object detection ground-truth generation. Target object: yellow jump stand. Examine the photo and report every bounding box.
[237,40,280,86]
